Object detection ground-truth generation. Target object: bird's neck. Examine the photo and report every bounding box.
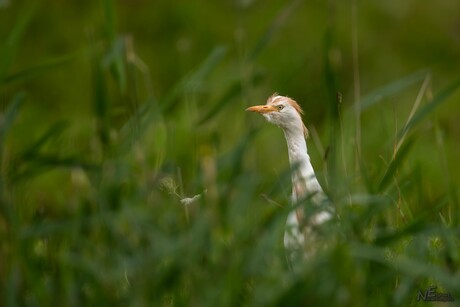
[283,125,322,200]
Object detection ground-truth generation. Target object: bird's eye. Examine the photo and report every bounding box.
[277,105,284,111]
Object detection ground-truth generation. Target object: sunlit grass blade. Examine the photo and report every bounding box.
[397,78,460,140]
[394,74,430,156]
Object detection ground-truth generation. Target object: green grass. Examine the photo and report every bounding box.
[1,1,460,306]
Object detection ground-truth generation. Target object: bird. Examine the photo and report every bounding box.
[246,93,333,260]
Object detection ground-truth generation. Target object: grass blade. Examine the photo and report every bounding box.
[2,47,94,86]
[161,45,227,113]
[20,121,69,159]
[0,92,26,151]
[378,136,415,192]
[394,74,431,157]
[103,0,117,41]
[0,1,38,83]
[352,243,460,294]
[197,71,264,125]
[397,78,460,140]
[88,35,110,147]
[248,0,304,60]
[359,70,429,112]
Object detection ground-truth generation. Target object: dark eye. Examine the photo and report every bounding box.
[277,105,284,111]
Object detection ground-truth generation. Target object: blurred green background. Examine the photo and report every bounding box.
[1,0,460,306]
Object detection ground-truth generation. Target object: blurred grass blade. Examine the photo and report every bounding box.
[359,70,429,112]
[20,121,69,159]
[27,155,98,169]
[103,36,127,93]
[217,127,258,182]
[0,1,38,83]
[12,154,99,182]
[397,78,460,140]
[248,0,304,60]
[394,74,431,156]
[374,218,426,245]
[160,45,227,112]
[103,0,117,41]
[3,51,84,85]
[197,71,264,125]
[102,0,127,98]
[435,120,460,225]
[0,93,26,151]
[119,47,227,149]
[89,35,110,146]
[352,243,459,292]
[378,136,415,192]
[119,96,158,147]
[323,20,340,191]
[0,93,25,205]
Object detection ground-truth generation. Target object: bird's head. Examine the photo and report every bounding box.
[246,93,308,136]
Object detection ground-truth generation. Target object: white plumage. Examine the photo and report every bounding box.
[246,93,332,258]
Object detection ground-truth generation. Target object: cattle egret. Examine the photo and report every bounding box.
[246,93,333,259]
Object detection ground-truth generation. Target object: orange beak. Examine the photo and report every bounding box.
[245,105,277,113]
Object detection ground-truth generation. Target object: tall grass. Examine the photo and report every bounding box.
[1,1,460,306]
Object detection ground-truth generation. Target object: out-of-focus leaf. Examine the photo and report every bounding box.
[0,1,38,83]
[374,218,427,246]
[352,243,460,293]
[0,92,26,151]
[197,71,264,125]
[12,154,99,182]
[161,45,228,113]
[248,0,304,60]
[89,36,110,146]
[378,136,415,192]
[103,0,116,41]
[358,70,429,112]
[103,36,126,93]
[3,51,83,85]
[20,121,69,159]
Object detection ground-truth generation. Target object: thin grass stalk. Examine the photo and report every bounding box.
[351,0,361,160]
[394,74,431,158]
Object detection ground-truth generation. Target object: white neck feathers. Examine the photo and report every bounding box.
[282,124,323,202]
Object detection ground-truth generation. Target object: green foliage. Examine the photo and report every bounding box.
[1,1,459,306]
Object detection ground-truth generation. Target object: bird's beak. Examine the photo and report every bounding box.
[245,105,276,113]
